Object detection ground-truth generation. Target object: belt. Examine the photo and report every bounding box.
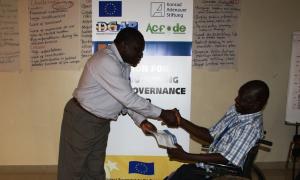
[72,98,111,121]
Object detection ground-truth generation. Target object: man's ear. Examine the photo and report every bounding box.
[116,41,126,54]
[252,101,264,112]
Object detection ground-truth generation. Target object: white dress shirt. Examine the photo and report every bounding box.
[73,43,162,126]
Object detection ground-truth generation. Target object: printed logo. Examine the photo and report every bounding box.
[151,2,165,17]
[128,161,154,175]
[104,160,119,178]
[96,21,138,33]
[99,1,122,17]
[98,43,108,50]
[146,23,186,34]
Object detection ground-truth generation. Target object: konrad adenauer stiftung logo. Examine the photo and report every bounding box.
[151,2,165,17]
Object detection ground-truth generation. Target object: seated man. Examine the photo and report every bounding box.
[166,80,269,180]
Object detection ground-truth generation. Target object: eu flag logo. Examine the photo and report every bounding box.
[99,1,122,17]
[128,161,154,175]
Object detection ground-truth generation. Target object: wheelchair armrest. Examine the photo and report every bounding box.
[201,144,210,152]
[258,139,272,146]
[205,162,243,176]
[258,139,273,152]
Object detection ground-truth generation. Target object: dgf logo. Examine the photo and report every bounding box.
[96,21,118,32]
[146,23,186,34]
[96,21,138,33]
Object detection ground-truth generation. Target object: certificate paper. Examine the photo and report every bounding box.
[151,130,177,148]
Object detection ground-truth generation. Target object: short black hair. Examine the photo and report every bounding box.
[240,80,269,106]
[114,27,144,45]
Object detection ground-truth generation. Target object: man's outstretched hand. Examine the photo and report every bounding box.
[159,109,181,128]
[140,120,157,135]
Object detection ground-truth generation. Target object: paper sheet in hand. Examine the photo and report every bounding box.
[151,130,177,148]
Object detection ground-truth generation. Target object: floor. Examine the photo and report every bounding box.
[0,163,296,180]
[254,168,293,180]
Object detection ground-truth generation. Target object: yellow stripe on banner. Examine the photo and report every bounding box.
[104,155,183,179]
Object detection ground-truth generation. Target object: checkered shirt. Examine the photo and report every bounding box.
[196,105,264,169]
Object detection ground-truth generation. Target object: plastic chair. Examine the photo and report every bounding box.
[291,135,300,180]
[285,124,300,180]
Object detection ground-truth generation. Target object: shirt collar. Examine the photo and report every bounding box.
[232,105,262,121]
[110,43,126,65]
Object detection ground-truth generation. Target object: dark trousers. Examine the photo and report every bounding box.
[167,164,212,180]
[58,98,111,180]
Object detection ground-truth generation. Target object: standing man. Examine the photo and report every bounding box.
[58,27,179,180]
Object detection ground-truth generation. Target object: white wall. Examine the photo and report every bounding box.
[190,0,300,162]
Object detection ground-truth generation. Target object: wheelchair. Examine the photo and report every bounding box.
[201,139,273,180]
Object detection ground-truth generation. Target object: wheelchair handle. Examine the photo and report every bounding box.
[258,139,273,146]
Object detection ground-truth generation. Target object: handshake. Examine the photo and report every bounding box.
[159,108,181,128]
[140,108,182,136]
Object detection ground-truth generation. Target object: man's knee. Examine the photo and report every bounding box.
[167,164,210,180]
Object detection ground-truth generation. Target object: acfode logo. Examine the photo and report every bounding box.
[146,23,186,34]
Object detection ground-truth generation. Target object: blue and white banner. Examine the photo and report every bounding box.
[92,0,193,178]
